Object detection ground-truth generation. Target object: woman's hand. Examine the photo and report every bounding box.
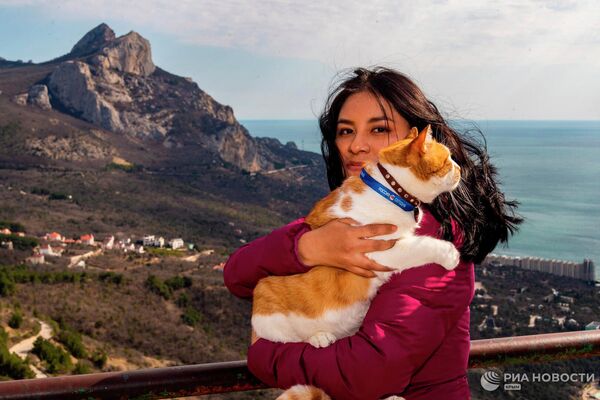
[297,218,397,278]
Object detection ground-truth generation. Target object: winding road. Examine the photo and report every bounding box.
[9,319,53,378]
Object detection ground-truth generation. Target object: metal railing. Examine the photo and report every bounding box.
[0,330,599,400]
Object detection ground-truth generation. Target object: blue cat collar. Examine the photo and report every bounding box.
[360,168,416,212]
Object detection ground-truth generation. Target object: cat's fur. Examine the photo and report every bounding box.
[252,125,462,400]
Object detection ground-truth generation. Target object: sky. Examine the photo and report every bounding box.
[1,0,599,120]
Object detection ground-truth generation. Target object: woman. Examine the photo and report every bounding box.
[224,67,521,399]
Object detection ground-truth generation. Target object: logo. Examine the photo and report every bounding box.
[481,370,502,391]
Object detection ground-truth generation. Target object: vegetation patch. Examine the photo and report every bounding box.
[0,326,34,379]
[32,337,72,374]
[0,234,39,251]
[146,247,186,258]
[57,329,87,358]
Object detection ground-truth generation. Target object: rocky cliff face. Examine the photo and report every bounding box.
[69,23,116,57]
[16,23,302,173]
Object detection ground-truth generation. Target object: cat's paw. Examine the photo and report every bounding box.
[438,243,460,270]
[308,332,337,348]
[383,396,405,400]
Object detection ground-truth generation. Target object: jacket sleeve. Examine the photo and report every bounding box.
[223,218,312,299]
[246,266,470,400]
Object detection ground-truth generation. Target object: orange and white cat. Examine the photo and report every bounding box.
[252,125,461,400]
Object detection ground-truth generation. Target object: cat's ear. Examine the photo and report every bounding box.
[410,125,432,155]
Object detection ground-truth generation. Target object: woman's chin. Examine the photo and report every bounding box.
[344,170,360,178]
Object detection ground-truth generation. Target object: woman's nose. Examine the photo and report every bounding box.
[349,132,370,154]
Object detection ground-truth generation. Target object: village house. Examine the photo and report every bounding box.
[1,240,14,250]
[103,235,115,249]
[0,228,11,235]
[169,238,184,250]
[26,253,45,264]
[38,244,62,257]
[80,234,95,245]
[143,235,155,246]
[45,232,65,242]
[122,243,135,252]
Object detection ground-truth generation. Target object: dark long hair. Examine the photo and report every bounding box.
[319,67,522,263]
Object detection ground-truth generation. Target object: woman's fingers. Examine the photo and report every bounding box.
[355,223,397,238]
[345,265,376,278]
[357,255,394,272]
[337,217,360,226]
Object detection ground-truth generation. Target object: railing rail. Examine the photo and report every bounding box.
[0,330,598,400]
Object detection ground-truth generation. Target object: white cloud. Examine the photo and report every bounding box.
[2,0,599,119]
[2,0,599,68]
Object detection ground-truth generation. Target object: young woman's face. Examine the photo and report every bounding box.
[335,91,412,178]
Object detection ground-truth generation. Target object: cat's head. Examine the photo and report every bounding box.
[378,125,461,203]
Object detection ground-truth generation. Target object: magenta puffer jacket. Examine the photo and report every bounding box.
[224,207,474,400]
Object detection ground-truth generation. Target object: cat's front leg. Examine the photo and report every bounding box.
[308,331,337,348]
[368,235,460,271]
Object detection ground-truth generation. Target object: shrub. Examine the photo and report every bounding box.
[145,275,171,300]
[0,347,34,379]
[30,188,50,196]
[181,307,202,326]
[0,221,26,233]
[176,292,190,308]
[0,274,15,297]
[0,122,21,136]
[73,360,92,375]
[32,337,72,374]
[90,350,107,369]
[58,329,87,358]
[164,276,192,291]
[8,310,22,329]
[48,192,68,200]
[98,272,123,285]
[0,234,38,251]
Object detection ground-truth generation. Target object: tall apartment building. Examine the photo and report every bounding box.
[481,254,596,282]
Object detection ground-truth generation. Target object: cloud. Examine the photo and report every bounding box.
[1,0,599,69]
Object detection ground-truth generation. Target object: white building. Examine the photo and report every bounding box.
[169,238,184,250]
[39,244,61,256]
[103,235,115,249]
[143,235,155,246]
[26,253,45,264]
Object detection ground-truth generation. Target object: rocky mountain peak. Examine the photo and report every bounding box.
[68,24,154,77]
[98,31,155,76]
[8,24,317,173]
[70,23,116,57]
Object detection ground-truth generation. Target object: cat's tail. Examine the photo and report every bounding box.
[275,385,331,400]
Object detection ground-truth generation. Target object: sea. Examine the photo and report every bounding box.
[241,119,600,278]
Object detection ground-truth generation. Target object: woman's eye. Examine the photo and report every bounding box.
[373,127,389,134]
[337,128,353,136]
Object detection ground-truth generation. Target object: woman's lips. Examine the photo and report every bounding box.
[346,161,365,172]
